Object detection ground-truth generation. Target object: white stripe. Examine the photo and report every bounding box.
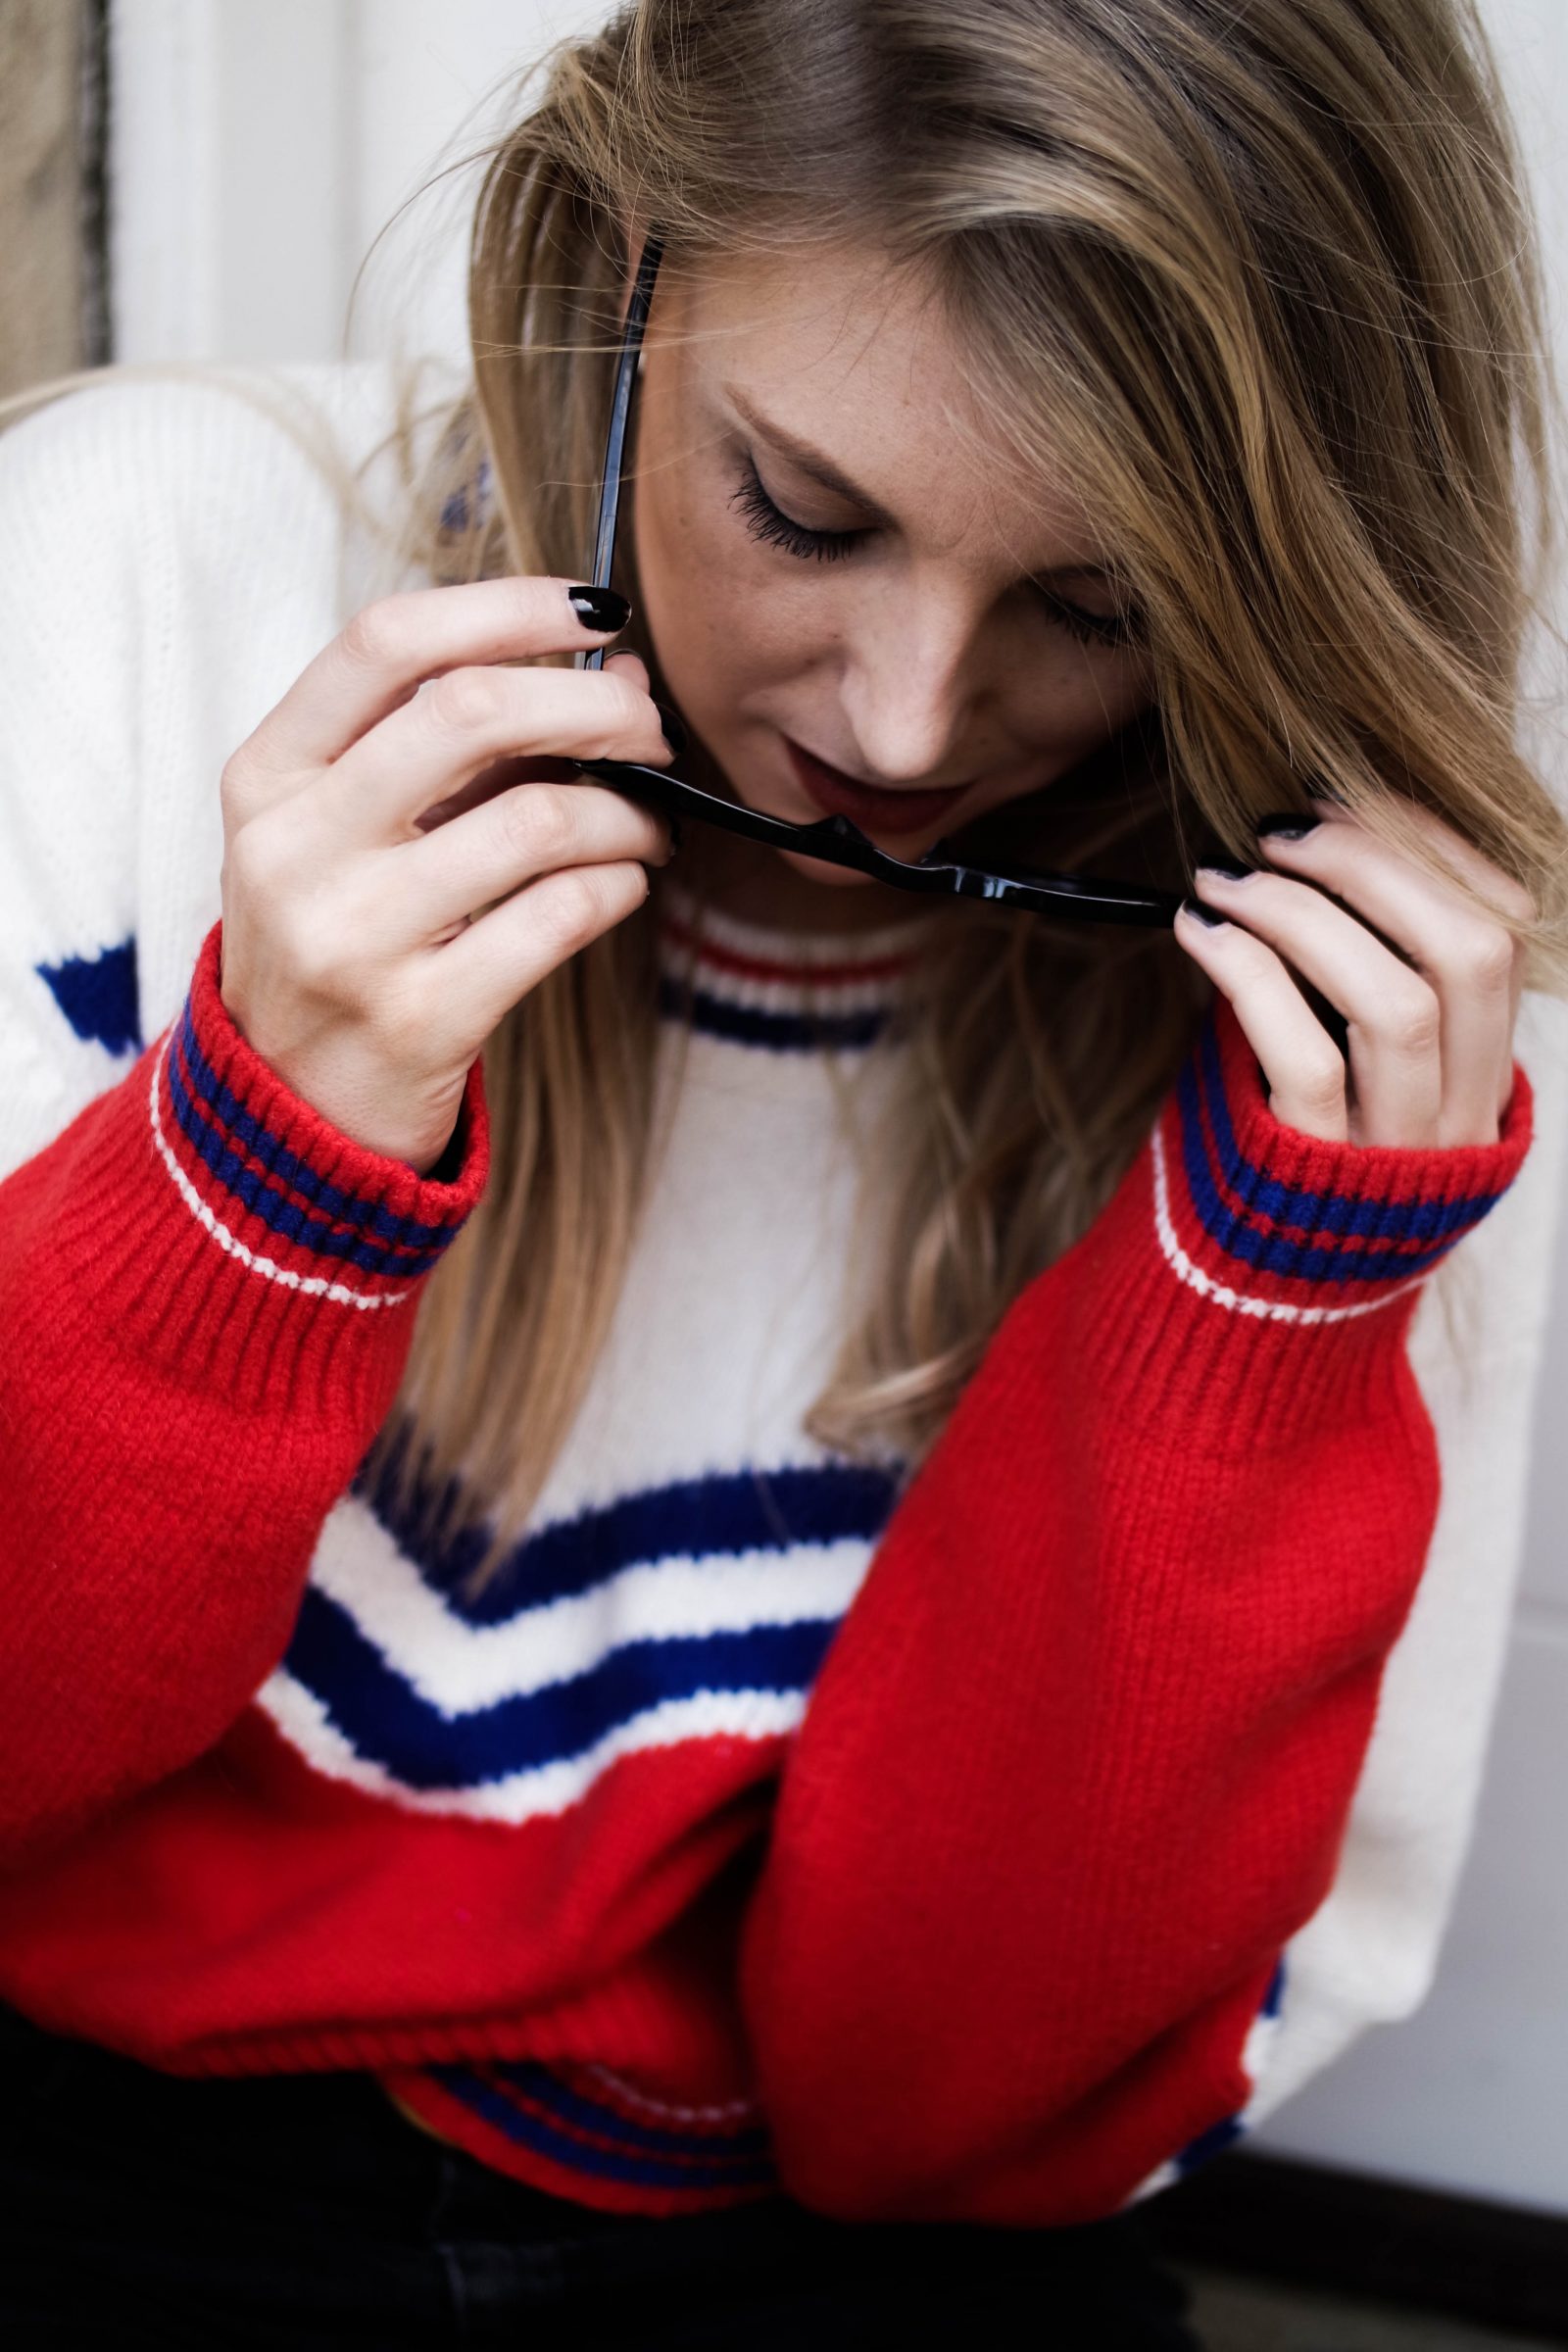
[581,2064,760,2128]
[256,1671,804,1824]
[1240,1995,1284,2095]
[1123,2158,1183,2206]
[661,956,901,1024]
[310,1499,870,1714]
[148,1032,410,1310]
[1150,1117,1427,1326]
[660,883,927,969]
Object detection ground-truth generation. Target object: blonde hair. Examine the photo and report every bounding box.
[381,0,1568,1570]
[14,3,1564,1570]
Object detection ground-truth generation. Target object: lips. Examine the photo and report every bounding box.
[783,739,969,837]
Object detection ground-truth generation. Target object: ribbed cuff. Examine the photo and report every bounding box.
[1080,996,1534,1442]
[59,922,489,1412]
[171,923,484,1291]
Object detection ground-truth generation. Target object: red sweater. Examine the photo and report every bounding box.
[0,919,1533,2223]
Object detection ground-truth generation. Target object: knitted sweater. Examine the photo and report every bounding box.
[0,365,1562,2227]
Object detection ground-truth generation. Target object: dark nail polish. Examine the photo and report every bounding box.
[1197,858,1257,882]
[1180,896,1229,928]
[1257,812,1321,842]
[567,584,631,632]
[656,702,687,759]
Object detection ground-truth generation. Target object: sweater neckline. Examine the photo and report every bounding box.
[655,878,932,1018]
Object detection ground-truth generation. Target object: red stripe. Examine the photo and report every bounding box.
[1178,1041,1450,1269]
[480,2064,759,2174]
[386,2072,769,2217]
[660,911,917,989]
[164,1027,432,1270]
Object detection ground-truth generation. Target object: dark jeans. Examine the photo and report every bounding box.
[0,2005,1204,2348]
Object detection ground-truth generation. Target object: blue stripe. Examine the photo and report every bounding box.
[1171,1952,1287,2180]
[659,976,888,1053]
[37,935,142,1055]
[284,1586,838,1790]
[1198,1019,1504,1249]
[356,1429,899,1626]
[1200,1024,1501,1245]
[1175,2113,1246,2174]
[1261,1954,1286,2019]
[1179,1024,1500,1284]
[432,2067,776,2190]
[176,1003,464,1252]
[493,2061,771,2160]
[169,1010,460,1277]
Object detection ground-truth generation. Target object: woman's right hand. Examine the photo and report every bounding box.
[218,577,674,1173]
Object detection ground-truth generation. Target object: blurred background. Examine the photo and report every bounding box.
[3,0,1564,2335]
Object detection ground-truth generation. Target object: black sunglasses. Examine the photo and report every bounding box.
[573,237,1182,926]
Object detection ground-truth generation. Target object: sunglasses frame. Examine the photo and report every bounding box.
[573,236,1183,927]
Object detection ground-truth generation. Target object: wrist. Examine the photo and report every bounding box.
[79,921,491,1412]
[1056,996,1534,1446]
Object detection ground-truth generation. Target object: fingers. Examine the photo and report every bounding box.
[1253,809,1520,1146]
[1370,796,1539,931]
[1187,863,1446,1146]
[1173,903,1353,1141]
[437,857,655,1024]
[330,655,671,840]
[402,775,673,936]
[1174,799,1525,1149]
[1316,797,1531,1127]
[243,576,633,781]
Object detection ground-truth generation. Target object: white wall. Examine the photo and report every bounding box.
[107,0,1568,2215]
[109,0,607,368]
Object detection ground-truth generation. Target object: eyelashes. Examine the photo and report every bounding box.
[729,453,1140,649]
[729,458,860,564]
[1028,581,1141,652]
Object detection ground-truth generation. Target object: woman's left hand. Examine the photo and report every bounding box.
[1172,801,1533,1148]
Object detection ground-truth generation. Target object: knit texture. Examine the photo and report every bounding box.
[0,363,1562,2225]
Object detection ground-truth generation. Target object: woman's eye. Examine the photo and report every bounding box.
[728,453,1142,653]
[1029,579,1142,653]
[730,457,863,564]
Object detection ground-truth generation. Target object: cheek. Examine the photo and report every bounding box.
[635,474,813,715]
[1021,654,1152,754]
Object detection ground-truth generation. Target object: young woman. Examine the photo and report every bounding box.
[1,0,1563,2341]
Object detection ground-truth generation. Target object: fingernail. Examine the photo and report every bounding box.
[1196,859,1257,883]
[655,702,687,759]
[567,584,631,632]
[1257,812,1321,842]
[1179,896,1229,928]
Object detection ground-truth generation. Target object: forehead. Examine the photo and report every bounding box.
[663,242,1106,568]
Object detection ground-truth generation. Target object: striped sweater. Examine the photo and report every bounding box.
[0,363,1561,2226]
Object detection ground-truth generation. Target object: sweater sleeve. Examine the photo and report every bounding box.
[739,994,1535,2226]
[0,922,488,1865]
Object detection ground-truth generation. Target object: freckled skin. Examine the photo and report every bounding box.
[625,244,1155,933]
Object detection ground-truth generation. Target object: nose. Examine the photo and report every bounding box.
[836,589,986,785]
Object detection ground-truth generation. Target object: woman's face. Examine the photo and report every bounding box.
[630,242,1155,908]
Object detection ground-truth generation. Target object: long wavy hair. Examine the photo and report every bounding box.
[260,1,1568,1561]
[371,4,1568,1580]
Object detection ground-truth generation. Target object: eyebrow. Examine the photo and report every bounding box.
[722,384,1118,592]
